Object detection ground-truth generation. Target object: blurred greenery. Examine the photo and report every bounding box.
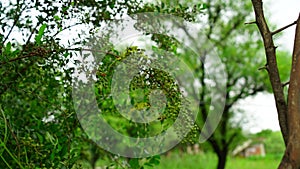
[141,150,282,169]
[253,130,285,155]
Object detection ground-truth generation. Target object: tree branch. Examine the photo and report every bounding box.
[258,64,268,71]
[0,47,50,66]
[206,0,222,39]
[226,132,238,148]
[271,20,297,35]
[25,23,40,45]
[251,0,289,145]
[282,81,290,87]
[244,21,256,25]
[52,23,83,38]
[2,2,24,44]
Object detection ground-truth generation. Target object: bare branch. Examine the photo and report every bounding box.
[244,21,256,25]
[52,23,83,38]
[25,23,40,45]
[272,20,297,35]
[251,0,289,145]
[282,81,290,87]
[3,3,25,44]
[258,64,268,71]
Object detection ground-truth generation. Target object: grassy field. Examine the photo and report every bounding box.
[93,151,282,169]
[144,152,283,169]
[81,131,285,168]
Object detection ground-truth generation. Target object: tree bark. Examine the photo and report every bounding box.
[278,13,300,169]
[251,0,300,168]
[251,0,289,146]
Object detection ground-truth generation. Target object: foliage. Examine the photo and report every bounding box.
[0,0,145,168]
[0,31,79,168]
[132,1,206,22]
[95,46,184,137]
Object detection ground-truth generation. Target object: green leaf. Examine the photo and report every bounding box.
[36,133,44,143]
[129,158,140,169]
[145,155,160,167]
[50,150,55,161]
[6,42,11,52]
[35,24,47,45]
[201,3,207,9]
[149,155,160,165]
[54,15,60,21]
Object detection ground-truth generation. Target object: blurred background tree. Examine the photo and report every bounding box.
[131,1,289,169]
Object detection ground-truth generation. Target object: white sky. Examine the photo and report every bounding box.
[239,0,300,133]
[268,0,300,51]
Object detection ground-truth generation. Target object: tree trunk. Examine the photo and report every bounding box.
[216,151,227,169]
[251,1,300,168]
[278,13,300,169]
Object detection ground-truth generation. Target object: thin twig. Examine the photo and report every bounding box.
[0,106,8,144]
[258,64,268,71]
[52,23,83,37]
[244,21,256,25]
[25,23,40,45]
[0,48,50,66]
[0,138,25,169]
[6,119,20,156]
[282,81,290,87]
[272,20,297,35]
[3,1,24,44]
[108,154,127,169]
[65,48,121,59]
[0,155,13,169]
[0,53,35,66]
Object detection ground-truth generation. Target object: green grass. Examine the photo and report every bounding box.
[145,152,217,169]
[226,154,283,169]
[92,150,283,169]
[144,152,283,169]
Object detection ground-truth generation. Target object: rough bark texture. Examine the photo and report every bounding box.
[279,13,300,169]
[251,0,300,168]
[251,0,289,145]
